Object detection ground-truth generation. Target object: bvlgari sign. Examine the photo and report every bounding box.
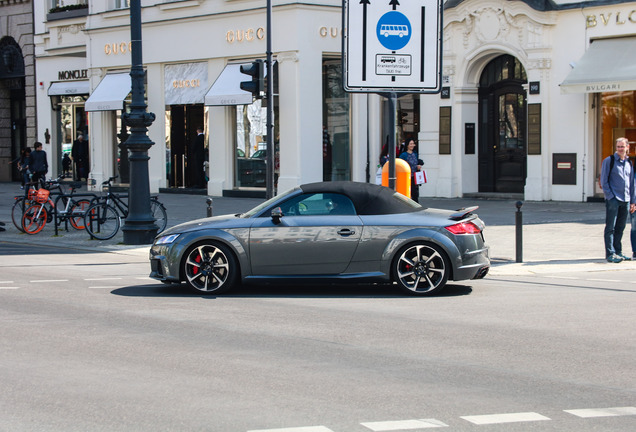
[586,9,636,28]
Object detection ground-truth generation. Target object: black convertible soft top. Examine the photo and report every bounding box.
[300,181,422,215]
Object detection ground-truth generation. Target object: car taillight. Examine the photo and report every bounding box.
[445,221,481,235]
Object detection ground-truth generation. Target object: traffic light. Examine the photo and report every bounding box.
[240,60,265,99]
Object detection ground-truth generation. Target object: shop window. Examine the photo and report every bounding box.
[112,0,129,9]
[323,58,350,181]
[233,71,279,190]
[600,91,636,161]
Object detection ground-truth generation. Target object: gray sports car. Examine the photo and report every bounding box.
[149,181,490,296]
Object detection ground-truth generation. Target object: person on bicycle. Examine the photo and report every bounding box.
[29,142,48,185]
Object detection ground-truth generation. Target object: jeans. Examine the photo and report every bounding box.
[604,197,628,257]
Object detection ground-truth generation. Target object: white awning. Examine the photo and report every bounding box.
[560,37,636,94]
[47,81,90,96]
[85,73,131,111]
[204,64,254,106]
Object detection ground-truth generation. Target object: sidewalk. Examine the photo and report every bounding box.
[2,181,634,276]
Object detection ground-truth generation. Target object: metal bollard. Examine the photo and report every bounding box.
[515,201,523,263]
[206,197,213,217]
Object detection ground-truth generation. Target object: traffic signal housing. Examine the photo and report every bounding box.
[240,60,265,100]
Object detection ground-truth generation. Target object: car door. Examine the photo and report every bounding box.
[249,193,363,275]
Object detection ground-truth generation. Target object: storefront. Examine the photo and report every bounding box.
[416,0,636,202]
[33,0,636,203]
[79,2,360,197]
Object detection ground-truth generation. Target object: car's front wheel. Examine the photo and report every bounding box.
[182,242,238,295]
[393,242,449,295]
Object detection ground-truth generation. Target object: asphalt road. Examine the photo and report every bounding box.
[0,244,634,432]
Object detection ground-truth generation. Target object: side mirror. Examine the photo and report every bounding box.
[271,207,283,224]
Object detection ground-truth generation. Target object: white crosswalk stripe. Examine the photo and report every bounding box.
[248,426,334,432]
[460,412,550,425]
[361,418,448,430]
[564,406,636,418]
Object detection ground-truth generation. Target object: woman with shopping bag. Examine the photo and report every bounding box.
[399,138,425,202]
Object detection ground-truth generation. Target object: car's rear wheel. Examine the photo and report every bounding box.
[182,242,237,295]
[393,242,449,295]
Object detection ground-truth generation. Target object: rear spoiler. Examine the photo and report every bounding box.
[449,206,479,221]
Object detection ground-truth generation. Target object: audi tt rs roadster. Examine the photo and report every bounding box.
[149,181,490,295]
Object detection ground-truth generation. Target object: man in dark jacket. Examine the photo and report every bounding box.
[29,142,48,184]
[71,134,89,180]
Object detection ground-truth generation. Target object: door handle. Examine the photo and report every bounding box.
[337,228,355,236]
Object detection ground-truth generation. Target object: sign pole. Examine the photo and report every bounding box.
[387,92,397,190]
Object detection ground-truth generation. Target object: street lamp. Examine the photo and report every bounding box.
[121,0,158,244]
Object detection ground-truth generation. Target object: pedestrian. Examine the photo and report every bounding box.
[29,142,48,185]
[399,138,424,203]
[71,134,89,180]
[600,137,634,263]
[62,152,72,177]
[190,126,206,188]
[20,148,32,187]
[10,147,31,188]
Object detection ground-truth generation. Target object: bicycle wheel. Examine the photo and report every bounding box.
[12,198,28,232]
[151,200,168,234]
[21,204,47,235]
[69,199,91,230]
[84,203,120,240]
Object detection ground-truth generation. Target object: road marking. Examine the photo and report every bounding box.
[461,412,550,425]
[0,281,15,284]
[30,279,69,283]
[85,277,123,281]
[88,286,118,289]
[248,427,334,432]
[587,278,620,282]
[564,406,636,418]
[361,418,448,430]
[551,276,578,280]
[0,287,19,290]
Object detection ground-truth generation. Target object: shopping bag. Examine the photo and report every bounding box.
[414,170,427,184]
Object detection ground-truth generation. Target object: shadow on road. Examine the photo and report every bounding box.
[111,282,473,299]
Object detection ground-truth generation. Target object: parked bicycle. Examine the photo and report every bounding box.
[19,177,93,235]
[83,176,167,240]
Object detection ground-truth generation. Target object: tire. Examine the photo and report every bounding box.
[182,242,238,295]
[21,204,47,235]
[12,198,28,232]
[151,200,168,234]
[393,242,449,295]
[69,199,91,230]
[84,203,120,240]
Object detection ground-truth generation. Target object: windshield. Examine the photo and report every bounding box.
[240,187,299,218]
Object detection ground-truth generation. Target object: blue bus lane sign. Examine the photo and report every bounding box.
[343,0,443,93]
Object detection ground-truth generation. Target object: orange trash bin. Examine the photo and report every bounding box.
[381,158,411,198]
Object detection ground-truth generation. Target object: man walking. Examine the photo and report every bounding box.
[601,137,634,262]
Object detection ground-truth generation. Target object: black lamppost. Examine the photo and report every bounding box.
[121,0,158,244]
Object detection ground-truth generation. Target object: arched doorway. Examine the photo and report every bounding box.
[478,55,527,193]
[0,37,26,182]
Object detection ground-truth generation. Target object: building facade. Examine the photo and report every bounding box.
[0,0,36,182]
[31,0,636,202]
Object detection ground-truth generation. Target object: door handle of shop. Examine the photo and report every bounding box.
[337,229,355,236]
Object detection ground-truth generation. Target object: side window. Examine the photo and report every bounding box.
[278,193,356,216]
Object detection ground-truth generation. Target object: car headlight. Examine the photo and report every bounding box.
[155,234,180,245]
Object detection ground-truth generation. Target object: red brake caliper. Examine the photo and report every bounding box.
[192,253,201,275]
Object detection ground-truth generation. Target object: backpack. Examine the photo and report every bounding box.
[599,155,633,191]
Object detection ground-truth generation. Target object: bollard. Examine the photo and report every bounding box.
[515,200,523,263]
[206,197,213,217]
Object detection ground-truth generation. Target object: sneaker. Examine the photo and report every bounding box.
[619,253,632,261]
[607,254,623,263]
